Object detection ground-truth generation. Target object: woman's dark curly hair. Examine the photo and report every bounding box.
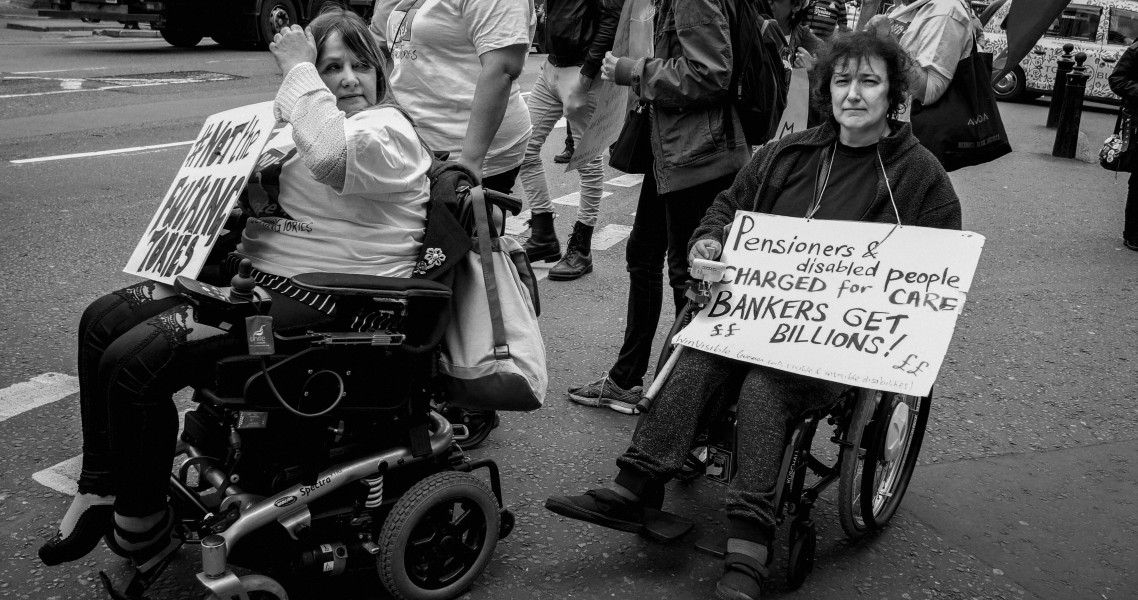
[810,30,912,120]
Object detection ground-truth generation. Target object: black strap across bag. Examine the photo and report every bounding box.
[910,40,1012,172]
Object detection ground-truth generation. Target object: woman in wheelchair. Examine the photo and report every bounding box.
[546,32,963,600]
[39,9,433,571]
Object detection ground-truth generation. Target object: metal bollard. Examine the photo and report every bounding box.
[1046,43,1076,128]
[1053,52,1089,159]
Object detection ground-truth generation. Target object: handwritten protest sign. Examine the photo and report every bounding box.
[672,213,984,396]
[774,68,810,141]
[567,0,654,172]
[124,102,276,285]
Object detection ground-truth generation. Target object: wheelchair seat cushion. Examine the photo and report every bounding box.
[290,272,452,299]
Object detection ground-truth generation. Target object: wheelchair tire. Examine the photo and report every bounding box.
[377,471,499,600]
[837,390,930,537]
[785,518,816,590]
[859,391,930,529]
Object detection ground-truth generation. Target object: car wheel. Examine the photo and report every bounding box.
[258,0,298,48]
[992,65,1027,102]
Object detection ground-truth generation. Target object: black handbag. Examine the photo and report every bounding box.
[1101,103,1133,172]
[609,100,653,174]
[911,43,1012,172]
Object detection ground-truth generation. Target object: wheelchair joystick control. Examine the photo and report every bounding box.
[229,259,256,302]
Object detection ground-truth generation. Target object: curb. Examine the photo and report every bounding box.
[6,20,101,31]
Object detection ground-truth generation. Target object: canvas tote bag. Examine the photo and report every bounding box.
[438,186,547,411]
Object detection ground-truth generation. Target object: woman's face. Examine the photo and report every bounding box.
[830,55,890,139]
[316,31,378,114]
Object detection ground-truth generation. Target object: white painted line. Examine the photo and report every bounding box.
[11,67,108,74]
[552,190,612,207]
[531,263,551,281]
[592,224,633,251]
[33,455,81,496]
[0,373,80,422]
[606,174,644,187]
[505,209,532,236]
[11,140,194,164]
[554,117,567,130]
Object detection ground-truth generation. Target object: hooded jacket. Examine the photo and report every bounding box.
[613,0,750,194]
[690,120,962,250]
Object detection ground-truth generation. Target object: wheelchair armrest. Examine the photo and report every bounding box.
[289,273,452,300]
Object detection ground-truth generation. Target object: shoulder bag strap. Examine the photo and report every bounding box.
[470,186,511,359]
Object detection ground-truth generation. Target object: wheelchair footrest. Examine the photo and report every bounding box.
[693,530,728,558]
[642,507,694,542]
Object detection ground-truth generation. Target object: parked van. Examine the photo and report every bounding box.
[982,0,1138,103]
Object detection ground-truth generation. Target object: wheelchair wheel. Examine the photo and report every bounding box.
[837,390,930,538]
[377,471,499,600]
[785,518,816,590]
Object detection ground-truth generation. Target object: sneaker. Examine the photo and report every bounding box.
[1125,238,1138,251]
[544,488,645,534]
[568,374,642,413]
[553,146,574,164]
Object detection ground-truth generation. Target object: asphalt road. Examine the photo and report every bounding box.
[0,10,1135,600]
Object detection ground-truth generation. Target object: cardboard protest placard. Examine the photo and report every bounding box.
[774,68,810,141]
[124,102,276,285]
[672,213,985,396]
[566,0,654,172]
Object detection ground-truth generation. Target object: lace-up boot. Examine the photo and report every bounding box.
[523,211,561,262]
[548,221,594,281]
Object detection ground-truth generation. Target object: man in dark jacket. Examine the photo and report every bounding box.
[1108,40,1138,251]
[566,0,751,410]
[519,0,625,280]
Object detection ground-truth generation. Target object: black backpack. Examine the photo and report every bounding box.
[726,0,791,146]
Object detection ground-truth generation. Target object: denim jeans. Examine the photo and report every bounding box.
[518,60,605,227]
[76,281,332,516]
[607,170,736,390]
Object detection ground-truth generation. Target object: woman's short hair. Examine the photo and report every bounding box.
[307,8,395,107]
[811,30,912,119]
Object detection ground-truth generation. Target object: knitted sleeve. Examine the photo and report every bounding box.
[274,63,348,191]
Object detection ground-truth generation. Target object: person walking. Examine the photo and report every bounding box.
[519,0,624,280]
[566,0,750,409]
[381,0,535,194]
[1108,40,1138,251]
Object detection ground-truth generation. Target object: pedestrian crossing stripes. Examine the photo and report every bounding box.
[606,174,644,187]
[552,191,612,206]
[0,372,79,422]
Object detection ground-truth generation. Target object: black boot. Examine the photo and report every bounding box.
[549,221,593,281]
[524,211,561,262]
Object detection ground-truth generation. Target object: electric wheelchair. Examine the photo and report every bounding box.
[101,181,525,600]
[641,261,932,589]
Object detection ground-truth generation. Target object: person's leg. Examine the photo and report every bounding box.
[39,282,184,566]
[1126,171,1138,249]
[716,367,845,599]
[518,60,566,261]
[555,122,575,163]
[548,350,740,527]
[662,173,735,313]
[550,67,605,280]
[608,169,666,389]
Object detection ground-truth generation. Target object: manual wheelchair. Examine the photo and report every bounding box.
[642,261,932,590]
[101,184,525,600]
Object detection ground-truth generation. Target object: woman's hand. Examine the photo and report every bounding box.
[864,14,893,39]
[689,239,723,265]
[270,25,318,75]
[600,51,620,83]
[793,47,816,71]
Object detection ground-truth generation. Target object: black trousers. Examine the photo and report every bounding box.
[607,170,735,389]
[76,281,331,516]
[1127,171,1138,242]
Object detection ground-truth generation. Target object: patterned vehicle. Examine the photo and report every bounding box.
[982,0,1138,103]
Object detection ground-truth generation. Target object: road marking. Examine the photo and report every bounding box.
[0,373,79,422]
[592,224,633,250]
[531,263,551,281]
[11,140,194,164]
[505,209,532,236]
[552,191,612,206]
[11,67,109,74]
[606,174,644,187]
